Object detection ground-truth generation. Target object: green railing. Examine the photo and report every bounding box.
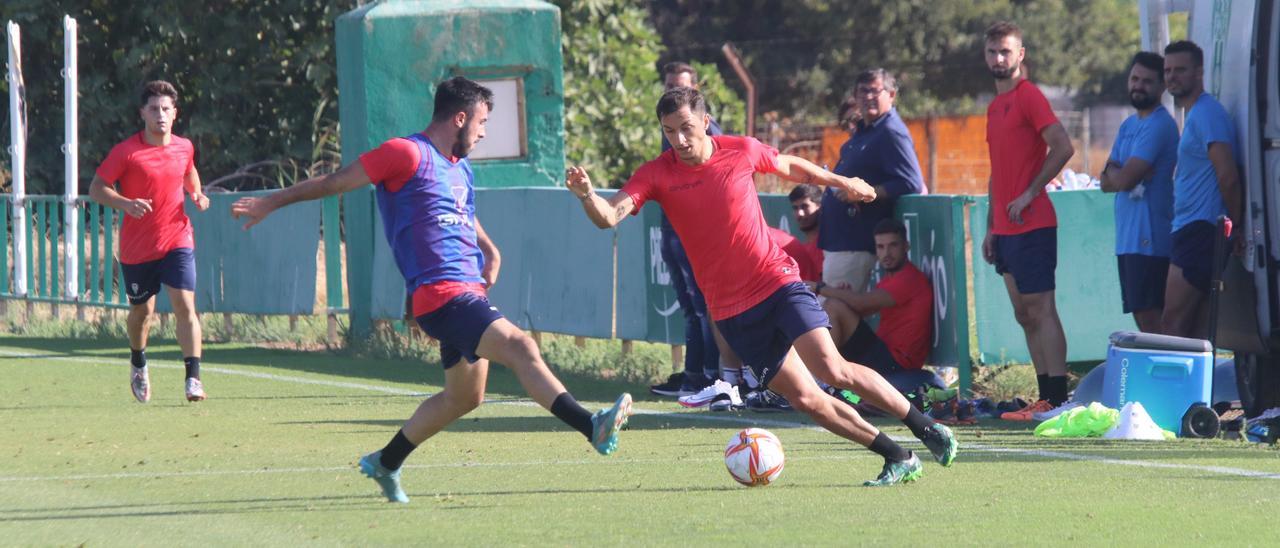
[0,195,129,308]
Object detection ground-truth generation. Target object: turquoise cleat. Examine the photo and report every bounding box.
[359,451,409,503]
[590,393,633,455]
[921,423,959,467]
[863,452,924,487]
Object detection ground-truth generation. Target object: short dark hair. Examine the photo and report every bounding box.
[663,61,697,81]
[874,218,907,240]
[140,80,178,107]
[855,68,897,93]
[788,184,822,204]
[1164,40,1204,68]
[837,96,858,126]
[656,86,706,120]
[432,76,495,122]
[985,20,1023,43]
[1130,51,1165,81]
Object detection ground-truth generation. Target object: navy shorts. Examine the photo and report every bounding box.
[121,248,196,305]
[1171,221,1214,293]
[414,291,504,368]
[993,227,1057,294]
[838,321,903,377]
[1117,254,1169,313]
[714,282,831,387]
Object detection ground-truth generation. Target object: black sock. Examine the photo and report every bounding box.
[378,429,418,471]
[1047,376,1069,406]
[903,406,935,439]
[183,357,200,380]
[868,432,911,462]
[130,348,146,369]
[550,392,595,439]
[1036,373,1049,402]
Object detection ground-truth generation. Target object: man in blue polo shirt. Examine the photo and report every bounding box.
[819,68,926,293]
[1161,40,1242,338]
[1100,51,1179,333]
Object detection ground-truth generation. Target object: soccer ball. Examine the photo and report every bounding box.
[723,428,785,486]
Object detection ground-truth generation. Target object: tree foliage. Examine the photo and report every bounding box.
[1,0,350,194]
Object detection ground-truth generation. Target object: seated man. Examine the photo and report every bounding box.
[812,218,944,394]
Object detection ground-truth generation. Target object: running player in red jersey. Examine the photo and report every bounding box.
[90,80,211,404]
[568,86,958,486]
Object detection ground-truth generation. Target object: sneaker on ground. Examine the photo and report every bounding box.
[863,452,924,487]
[679,380,734,408]
[1032,400,1082,422]
[920,423,959,466]
[185,377,207,402]
[1000,399,1054,421]
[745,389,792,413]
[590,393,633,455]
[929,397,977,426]
[358,451,409,503]
[130,366,151,403]
[707,384,744,412]
[649,373,687,397]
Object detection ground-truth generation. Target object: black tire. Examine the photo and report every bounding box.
[1182,405,1221,439]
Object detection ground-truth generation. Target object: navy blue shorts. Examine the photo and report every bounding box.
[1117,254,1169,313]
[993,227,1057,294]
[838,321,903,376]
[714,282,831,387]
[121,248,196,306]
[1171,221,1214,293]
[414,292,504,368]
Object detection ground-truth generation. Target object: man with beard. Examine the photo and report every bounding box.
[1099,52,1179,333]
[979,21,1075,421]
[818,69,926,295]
[231,77,632,503]
[777,183,824,282]
[1160,40,1242,338]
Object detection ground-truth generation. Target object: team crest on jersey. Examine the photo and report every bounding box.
[451,184,468,212]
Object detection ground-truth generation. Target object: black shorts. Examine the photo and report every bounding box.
[121,248,197,305]
[715,282,831,388]
[1170,221,1214,293]
[1116,254,1169,313]
[837,321,903,377]
[414,292,504,368]
[993,227,1057,294]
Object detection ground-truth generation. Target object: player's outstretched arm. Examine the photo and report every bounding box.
[475,218,501,287]
[774,154,876,203]
[89,175,153,218]
[231,161,372,230]
[566,166,635,229]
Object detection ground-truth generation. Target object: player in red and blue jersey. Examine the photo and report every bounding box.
[231,77,632,504]
[568,86,958,486]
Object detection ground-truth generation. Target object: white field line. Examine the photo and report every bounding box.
[2,348,1278,483]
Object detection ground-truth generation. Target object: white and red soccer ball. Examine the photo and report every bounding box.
[724,428,785,487]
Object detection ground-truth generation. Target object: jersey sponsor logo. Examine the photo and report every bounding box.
[436,213,474,228]
[669,180,704,192]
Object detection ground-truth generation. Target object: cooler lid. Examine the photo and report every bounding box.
[1109,331,1212,353]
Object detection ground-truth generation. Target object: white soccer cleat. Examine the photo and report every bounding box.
[131,366,151,403]
[679,379,733,408]
[185,378,207,402]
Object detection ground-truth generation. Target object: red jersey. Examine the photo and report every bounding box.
[95,132,195,264]
[875,261,932,370]
[986,79,1059,235]
[768,227,822,282]
[623,136,800,320]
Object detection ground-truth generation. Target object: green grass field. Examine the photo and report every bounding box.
[3,335,1279,546]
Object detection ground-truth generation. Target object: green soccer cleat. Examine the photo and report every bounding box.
[863,452,924,487]
[359,451,409,503]
[590,393,632,455]
[920,422,959,467]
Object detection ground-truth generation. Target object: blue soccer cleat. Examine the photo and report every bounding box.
[590,393,632,455]
[359,451,409,503]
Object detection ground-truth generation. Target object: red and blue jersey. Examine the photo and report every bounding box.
[360,133,485,295]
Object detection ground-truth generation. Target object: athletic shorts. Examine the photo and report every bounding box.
[121,248,196,305]
[1116,254,1169,313]
[414,291,503,368]
[992,227,1057,294]
[1171,221,1215,293]
[837,321,903,377]
[714,282,830,387]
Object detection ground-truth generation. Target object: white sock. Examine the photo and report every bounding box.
[722,368,743,386]
[742,367,761,390]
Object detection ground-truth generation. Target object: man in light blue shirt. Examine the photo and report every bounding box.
[1161,40,1243,338]
[1100,51,1179,333]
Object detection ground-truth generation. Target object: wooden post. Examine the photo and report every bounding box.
[531,330,543,348]
[574,336,586,348]
[0,298,7,318]
[25,299,35,322]
[50,302,59,320]
[289,314,298,332]
[75,303,85,322]
[622,339,634,355]
[223,312,234,340]
[327,313,338,346]
[671,344,683,372]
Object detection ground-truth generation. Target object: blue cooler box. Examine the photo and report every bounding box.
[1102,331,1214,435]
